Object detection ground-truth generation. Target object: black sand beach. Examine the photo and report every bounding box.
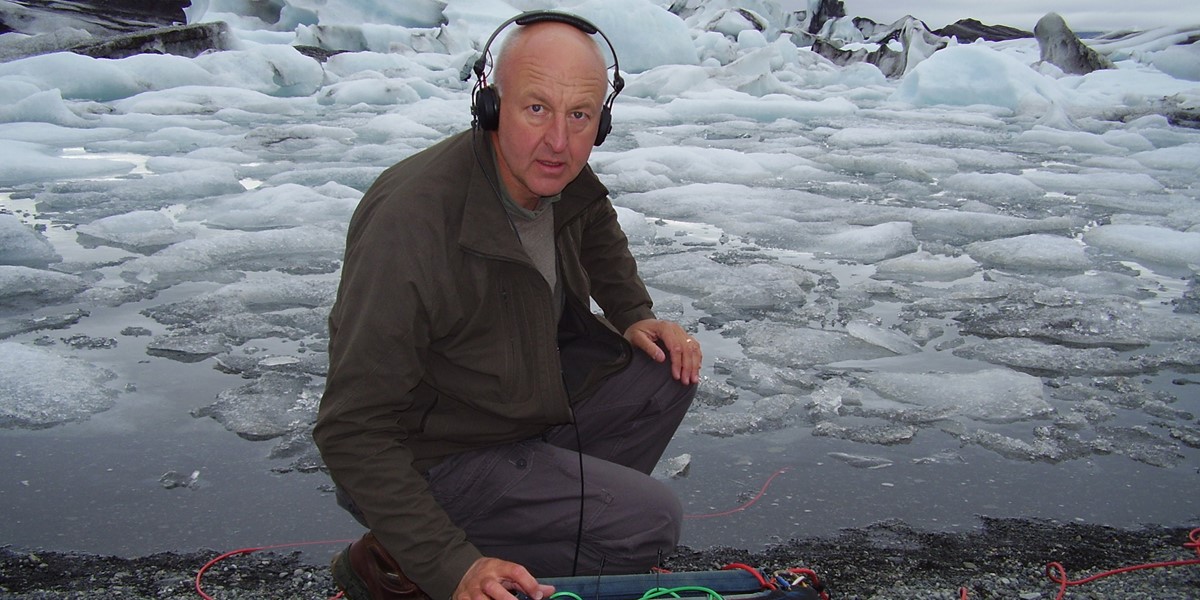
[4,518,1198,599]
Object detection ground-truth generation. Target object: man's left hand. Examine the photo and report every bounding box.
[624,319,702,386]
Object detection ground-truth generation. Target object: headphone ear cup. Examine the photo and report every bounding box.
[594,105,612,146]
[474,85,501,131]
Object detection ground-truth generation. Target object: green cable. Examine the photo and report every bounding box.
[640,586,725,600]
[550,584,725,600]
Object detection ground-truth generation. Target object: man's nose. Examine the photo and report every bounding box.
[544,114,569,152]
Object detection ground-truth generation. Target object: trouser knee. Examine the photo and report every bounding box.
[587,477,682,570]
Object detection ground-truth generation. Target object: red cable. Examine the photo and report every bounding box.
[1045,527,1200,600]
[958,527,1199,599]
[685,467,790,520]
[720,562,776,590]
[194,539,354,600]
[785,567,830,600]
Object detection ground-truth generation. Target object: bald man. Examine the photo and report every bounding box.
[315,13,701,600]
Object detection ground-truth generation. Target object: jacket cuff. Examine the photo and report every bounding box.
[611,306,656,336]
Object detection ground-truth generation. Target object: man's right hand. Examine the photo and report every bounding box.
[453,557,555,600]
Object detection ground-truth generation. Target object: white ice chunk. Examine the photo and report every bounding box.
[860,369,1053,423]
[805,379,859,420]
[122,226,345,289]
[659,94,857,123]
[1148,41,1200,81]
[141,273,336,342]
[0,342,118,428]
[0,120,128,150]
[1083,224,1200,272]
[279,0,447,28]
[0,265,87,310]
[191,372,319,441]
[111,86,307,118]
[0,213,60,267]
[813,421,919,445]
[622,65,716,100]
[966,234,1091,272]
[0,53,144,101]
[828,452,893,469]
[904,207,1079,246]
[1016,127,1130,155]
[652,453,692,479]
[964,429,1079,463]
[705,9,759,39]
[0,85,90,128]
[614,206,656,244]
[318,76,449,106]
[1092,426,1185,468]
[692,393,806,437]
[194,45,324,97]
[357,113,443,144]
[1022,169,1165,195]
[0,140,135,187]
[741,322,897,369]
[953,338,1147,376]
[0,50,220,102]
[826,127,989,148]
[956,295,1200,347]
[147,333,231,363]
[1057,271,1148,298]
[814,222,918,263]
[891,44,1066,113]
[1131,144,1200,172]
[570,0,699,73]
[179,183,359,230]
[845,321,922,356]
[0,27,91,62]
[636,251,813,315]
[591,145,797,188]
[874,250,979,282]
[34,166,244,221]
[942,172,1046,202]
[76,210,198,253]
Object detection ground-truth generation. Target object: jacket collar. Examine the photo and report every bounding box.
[459,129,609,260]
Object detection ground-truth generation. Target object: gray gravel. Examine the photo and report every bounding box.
[3,518,1198,599]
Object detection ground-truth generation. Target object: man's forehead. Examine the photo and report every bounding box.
[511,62,607,91]
[508,77,606,112]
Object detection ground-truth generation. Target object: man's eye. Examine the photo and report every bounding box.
[530,105,544,113]
[571,111,587,120]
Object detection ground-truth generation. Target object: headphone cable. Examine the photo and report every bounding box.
[571,415,585,577]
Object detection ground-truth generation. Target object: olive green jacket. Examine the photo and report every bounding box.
[313,130,655,600]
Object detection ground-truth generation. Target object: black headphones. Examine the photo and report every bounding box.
[470,10,625,147]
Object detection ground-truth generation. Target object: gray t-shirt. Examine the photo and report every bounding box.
[493,155,564,320]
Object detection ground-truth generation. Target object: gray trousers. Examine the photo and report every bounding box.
[341,349,695,577]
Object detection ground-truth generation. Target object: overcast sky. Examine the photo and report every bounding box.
[775,0,1193,32]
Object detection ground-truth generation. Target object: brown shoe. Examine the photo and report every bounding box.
[331,532,431,600]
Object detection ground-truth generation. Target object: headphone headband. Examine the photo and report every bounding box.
[516,11,596,32]
[470,10,624,146]
[473,11,619,81]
